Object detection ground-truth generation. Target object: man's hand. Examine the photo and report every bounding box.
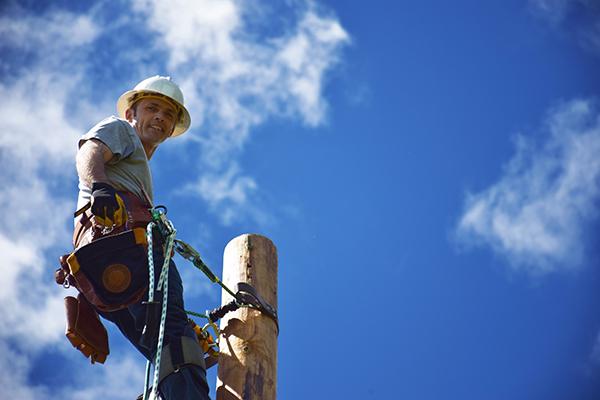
[91,182,126,227]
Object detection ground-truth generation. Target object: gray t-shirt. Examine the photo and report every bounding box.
[76,116,153,211]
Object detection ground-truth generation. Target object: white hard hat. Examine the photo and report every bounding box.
[117,75,191,137]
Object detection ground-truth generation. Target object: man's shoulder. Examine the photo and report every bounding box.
[81,116,136,153]
[89,115,131,132]
[84,116,136,141]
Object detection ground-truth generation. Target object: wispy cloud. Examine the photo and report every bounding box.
[60,354,146,400]
[455,99,600,273]
[0,342,49,400]
[0,8,95,350]
[529,0,600,55]
[181,161,258,225]
[178,161,275,226]
[133,0,350,222]
[529,0,574,24]
[0,9,97,52]
[0,342,145,400]
[591,331,600,365]
[0,6,143,400]
[0,0,348,397]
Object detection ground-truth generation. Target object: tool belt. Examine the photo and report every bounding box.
[56,191,154,363]
[72,191,153,249]
[58,191,155,310]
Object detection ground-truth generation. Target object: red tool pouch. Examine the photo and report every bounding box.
[65,293,109,364]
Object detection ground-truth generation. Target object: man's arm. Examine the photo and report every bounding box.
[76,139,114,186]
[76,139,126,226]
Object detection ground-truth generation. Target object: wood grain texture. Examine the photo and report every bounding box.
[216,234,278,400]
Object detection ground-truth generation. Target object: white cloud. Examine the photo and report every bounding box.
[275,10,349,126]
[0,4,97,352]
[131,0,241,68]
[0,2,101,351]
[0,0,348,396]
[179,266,218,299]
[0,7,100,172]
[133,0,349,221]
[529,0,600,54]
[0,342,145,400]
[0,342,50,400]
[0,72,82,174]
[193,163,258,207]
[591,331,600,365]
[0,6,123,399]
[529,0,573,23]
[0,230,69,348]
[456,99,600,273]
[180,162,273,226]
[0,9,98,51]
[61,354,146,400]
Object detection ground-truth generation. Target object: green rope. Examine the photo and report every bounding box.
[174,239,238,299]
[142,221,156,400]
[185,310,209,319]
[140,207,247,398]
[142,219,176,400]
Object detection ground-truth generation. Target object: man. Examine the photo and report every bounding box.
[73,76,210,399]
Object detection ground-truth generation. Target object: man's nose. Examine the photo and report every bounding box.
[154,112,165,122]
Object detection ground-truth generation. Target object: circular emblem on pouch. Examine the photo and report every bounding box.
[102,264,131,293]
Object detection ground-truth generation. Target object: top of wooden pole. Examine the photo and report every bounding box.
[216,234,278,400]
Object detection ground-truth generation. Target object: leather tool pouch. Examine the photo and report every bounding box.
[65,293,109,364]
[65,227,150,312]
[58,191,155,363]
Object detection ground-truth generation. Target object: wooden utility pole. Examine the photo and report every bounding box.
[216,234,278,400]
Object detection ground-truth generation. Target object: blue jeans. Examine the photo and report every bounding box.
[99,247,210,400]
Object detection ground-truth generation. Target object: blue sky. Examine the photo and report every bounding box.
[1,0,600,399]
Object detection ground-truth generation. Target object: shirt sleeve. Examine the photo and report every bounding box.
[79,116,135,163]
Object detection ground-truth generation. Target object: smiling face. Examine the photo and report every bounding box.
[125,96,179,158]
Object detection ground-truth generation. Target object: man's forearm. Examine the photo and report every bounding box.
[76,140,113,186]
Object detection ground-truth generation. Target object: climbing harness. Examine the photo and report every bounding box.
[173,236,278,329]
[59,201,278,399]
[189,318,220,369]
[138,206,278,400]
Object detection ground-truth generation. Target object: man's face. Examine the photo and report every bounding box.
[127,97,178,149]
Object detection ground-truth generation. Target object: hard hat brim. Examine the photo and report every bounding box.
[116,89,191,137]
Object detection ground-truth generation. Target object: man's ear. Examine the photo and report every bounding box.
[125,107,135,122]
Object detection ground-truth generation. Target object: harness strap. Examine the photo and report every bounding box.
[169,335,185,367]
[157,336,206,383]
[138,336,208,400]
